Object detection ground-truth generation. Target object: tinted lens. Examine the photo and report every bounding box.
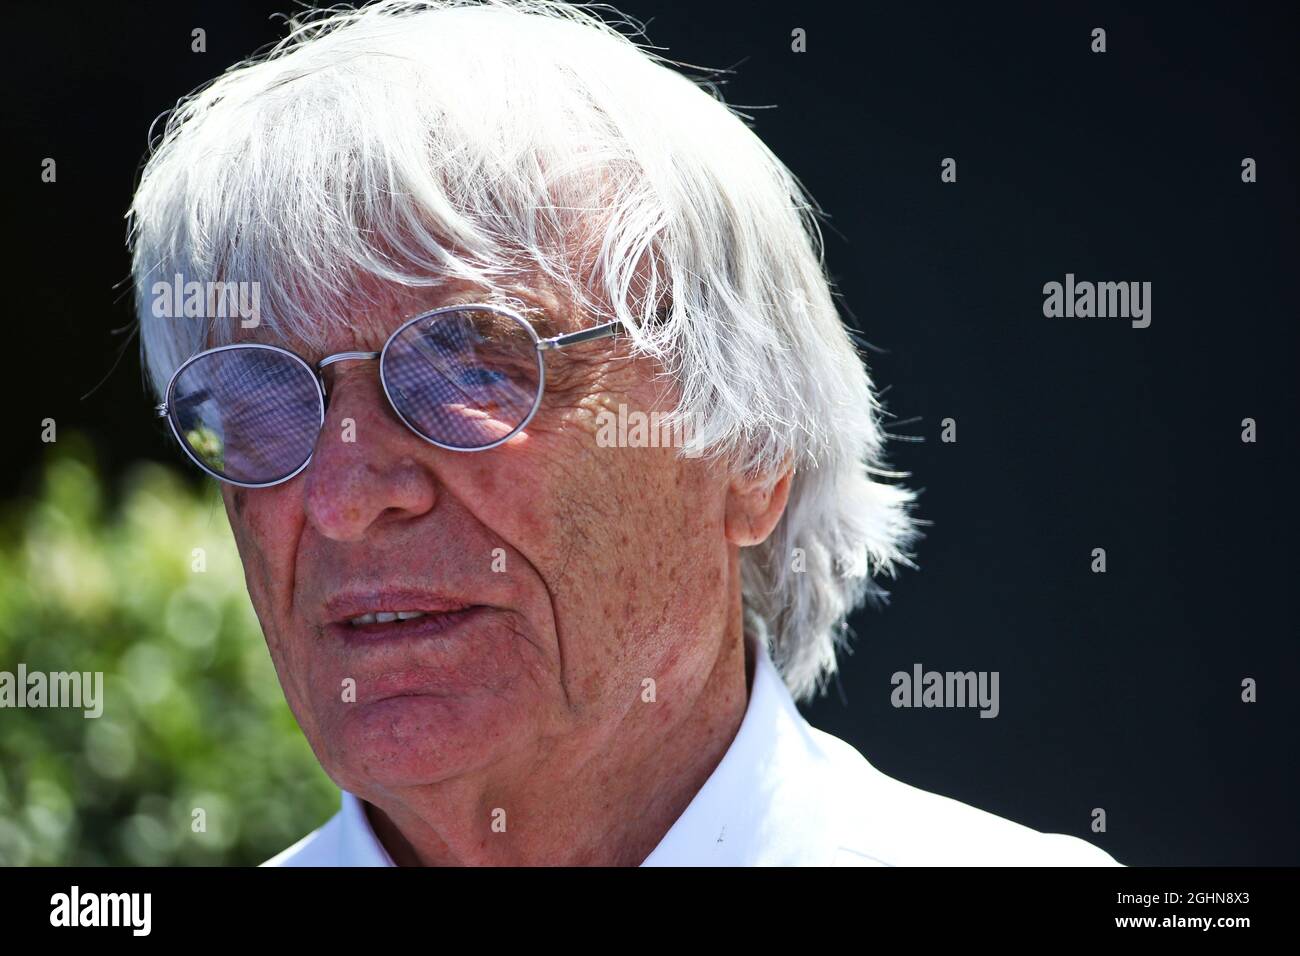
[382,307,543,450]
[168,346,323,485]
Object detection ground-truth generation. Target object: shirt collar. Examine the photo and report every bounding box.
[337,631,810,866]
[639,630,811,865]
[339,786,397,866]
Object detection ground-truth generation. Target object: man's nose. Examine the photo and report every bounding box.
[301,367,439,541]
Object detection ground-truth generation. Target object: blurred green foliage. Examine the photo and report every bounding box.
[0,438,337,865]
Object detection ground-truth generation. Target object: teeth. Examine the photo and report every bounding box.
[348,610,428,626]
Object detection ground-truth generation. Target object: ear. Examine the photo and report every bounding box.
[724,463,794,547]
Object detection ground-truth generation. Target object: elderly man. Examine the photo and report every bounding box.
[130,0,1118,866]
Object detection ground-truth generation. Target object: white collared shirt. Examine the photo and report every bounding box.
[263,636,1120,866]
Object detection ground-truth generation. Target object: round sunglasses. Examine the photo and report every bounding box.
[156,303,622,488]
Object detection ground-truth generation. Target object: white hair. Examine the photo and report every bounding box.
[128,0,917,701]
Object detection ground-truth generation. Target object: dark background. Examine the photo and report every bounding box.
[3,0,1296,865]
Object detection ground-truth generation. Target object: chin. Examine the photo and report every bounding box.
[320,691,524,791]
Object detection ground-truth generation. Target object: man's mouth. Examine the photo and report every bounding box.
[347,610,434,626]
[338,606,482,641]
[324,591,485,643]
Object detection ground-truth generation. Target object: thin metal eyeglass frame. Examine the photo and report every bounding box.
[155,303,623,488]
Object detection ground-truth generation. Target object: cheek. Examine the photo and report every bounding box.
[224,487,302,625]
[448,362,725,585]
[465,428,724,621]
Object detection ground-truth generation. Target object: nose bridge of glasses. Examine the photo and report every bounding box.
[314,350,385,417]
[317,350,381,371]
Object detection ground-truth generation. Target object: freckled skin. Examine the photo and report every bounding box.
[223,278,791,866]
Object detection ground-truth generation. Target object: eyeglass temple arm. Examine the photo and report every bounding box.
[538,321,623,351]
